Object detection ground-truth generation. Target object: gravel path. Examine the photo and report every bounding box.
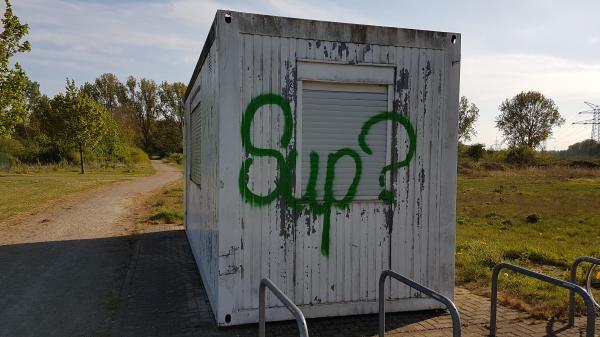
[0,161,181,337]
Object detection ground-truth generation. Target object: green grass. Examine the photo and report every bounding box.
[0,161,154,222]
[148,183,183,225]
[457,168,600,318]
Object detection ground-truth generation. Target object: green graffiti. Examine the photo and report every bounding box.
[359,112,417,204]
[239,94,293,206]
[324,148,362,208]
[320,148,362,255]
[239,94,416,256]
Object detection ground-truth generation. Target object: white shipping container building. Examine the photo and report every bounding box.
[183,10,461,326]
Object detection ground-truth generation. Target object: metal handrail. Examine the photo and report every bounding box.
[259,278,309,337]
[491,263,596,337]
[569,256,600,326]
[378,269,461,337]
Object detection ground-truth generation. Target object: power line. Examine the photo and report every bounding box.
[572,101,600,142]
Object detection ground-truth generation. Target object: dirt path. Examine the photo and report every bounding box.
[0,161,181,245]
[0,161,181,337]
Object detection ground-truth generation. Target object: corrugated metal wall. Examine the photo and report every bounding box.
[231,34,450,312]
[185,43,220,309]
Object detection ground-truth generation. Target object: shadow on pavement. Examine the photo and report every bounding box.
[0,233,134,337]
[0,229,455,337]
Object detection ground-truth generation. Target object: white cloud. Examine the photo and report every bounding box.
[462,53,600,149]
[10,0,600,149]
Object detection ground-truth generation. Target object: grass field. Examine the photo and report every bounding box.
[456,167,600,318]
[0,161,154,222]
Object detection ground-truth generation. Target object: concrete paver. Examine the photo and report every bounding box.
[115,225,598,337]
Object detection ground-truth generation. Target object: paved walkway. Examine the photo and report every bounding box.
[114,225,598,337]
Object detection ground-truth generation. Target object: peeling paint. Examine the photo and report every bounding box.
[398,68,410,90]
[338,42,349,59]
[219,246,240,257]
[220,264,240,276]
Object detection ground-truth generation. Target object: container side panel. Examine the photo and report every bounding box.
[217,20,459,324]
[185,43,220,313]
[389,47,454,300]
[235,35,300,311]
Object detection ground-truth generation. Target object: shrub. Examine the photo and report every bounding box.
[526,213,541,223]
[506,145,536,165]
[465,143,486,161]
[126,147,149,163]
[0,138,25,157]
[486,149,508,163]
[0,152,13,171]
[66,145,148,165]
[168,152,184,164]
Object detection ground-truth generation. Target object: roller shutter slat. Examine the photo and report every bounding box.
[301,84,388,198]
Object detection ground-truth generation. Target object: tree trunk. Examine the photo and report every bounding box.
[79,143,85,174]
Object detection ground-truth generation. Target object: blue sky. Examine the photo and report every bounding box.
[11,0,600,149]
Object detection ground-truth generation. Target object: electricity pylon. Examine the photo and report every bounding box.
[572,102,600,142]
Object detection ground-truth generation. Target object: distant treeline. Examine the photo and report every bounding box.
[458,140,600,174]
[80,73,186,157]
[0,4,187,172]
[552,139,600,159]
[1,74,185,169]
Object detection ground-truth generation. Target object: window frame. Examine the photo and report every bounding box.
[294,60,395,201]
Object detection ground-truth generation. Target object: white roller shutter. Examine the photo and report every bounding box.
[300,81,388,199]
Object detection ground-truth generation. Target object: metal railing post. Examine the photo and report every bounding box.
[378,269,461,337]
[259,279,266,337]
[490,263,595,337]
[258,278,309,337]
[569,256,600,326]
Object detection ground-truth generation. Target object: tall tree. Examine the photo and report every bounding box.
[158,81,186,130]
[40,80,111,173]
[82,73,124,112]
[83,73,137,145]
[19,79,45,140]
[124,77,160,152]
[458,96,479,142]
[0,0,30,138]
[496,91,565,149]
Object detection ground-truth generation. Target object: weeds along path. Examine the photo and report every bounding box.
[0,161,181,337]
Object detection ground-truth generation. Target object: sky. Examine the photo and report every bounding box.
[10,0,600,150]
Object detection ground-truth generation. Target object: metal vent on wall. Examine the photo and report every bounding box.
[300,81,388,199]
[190,102,202,186]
